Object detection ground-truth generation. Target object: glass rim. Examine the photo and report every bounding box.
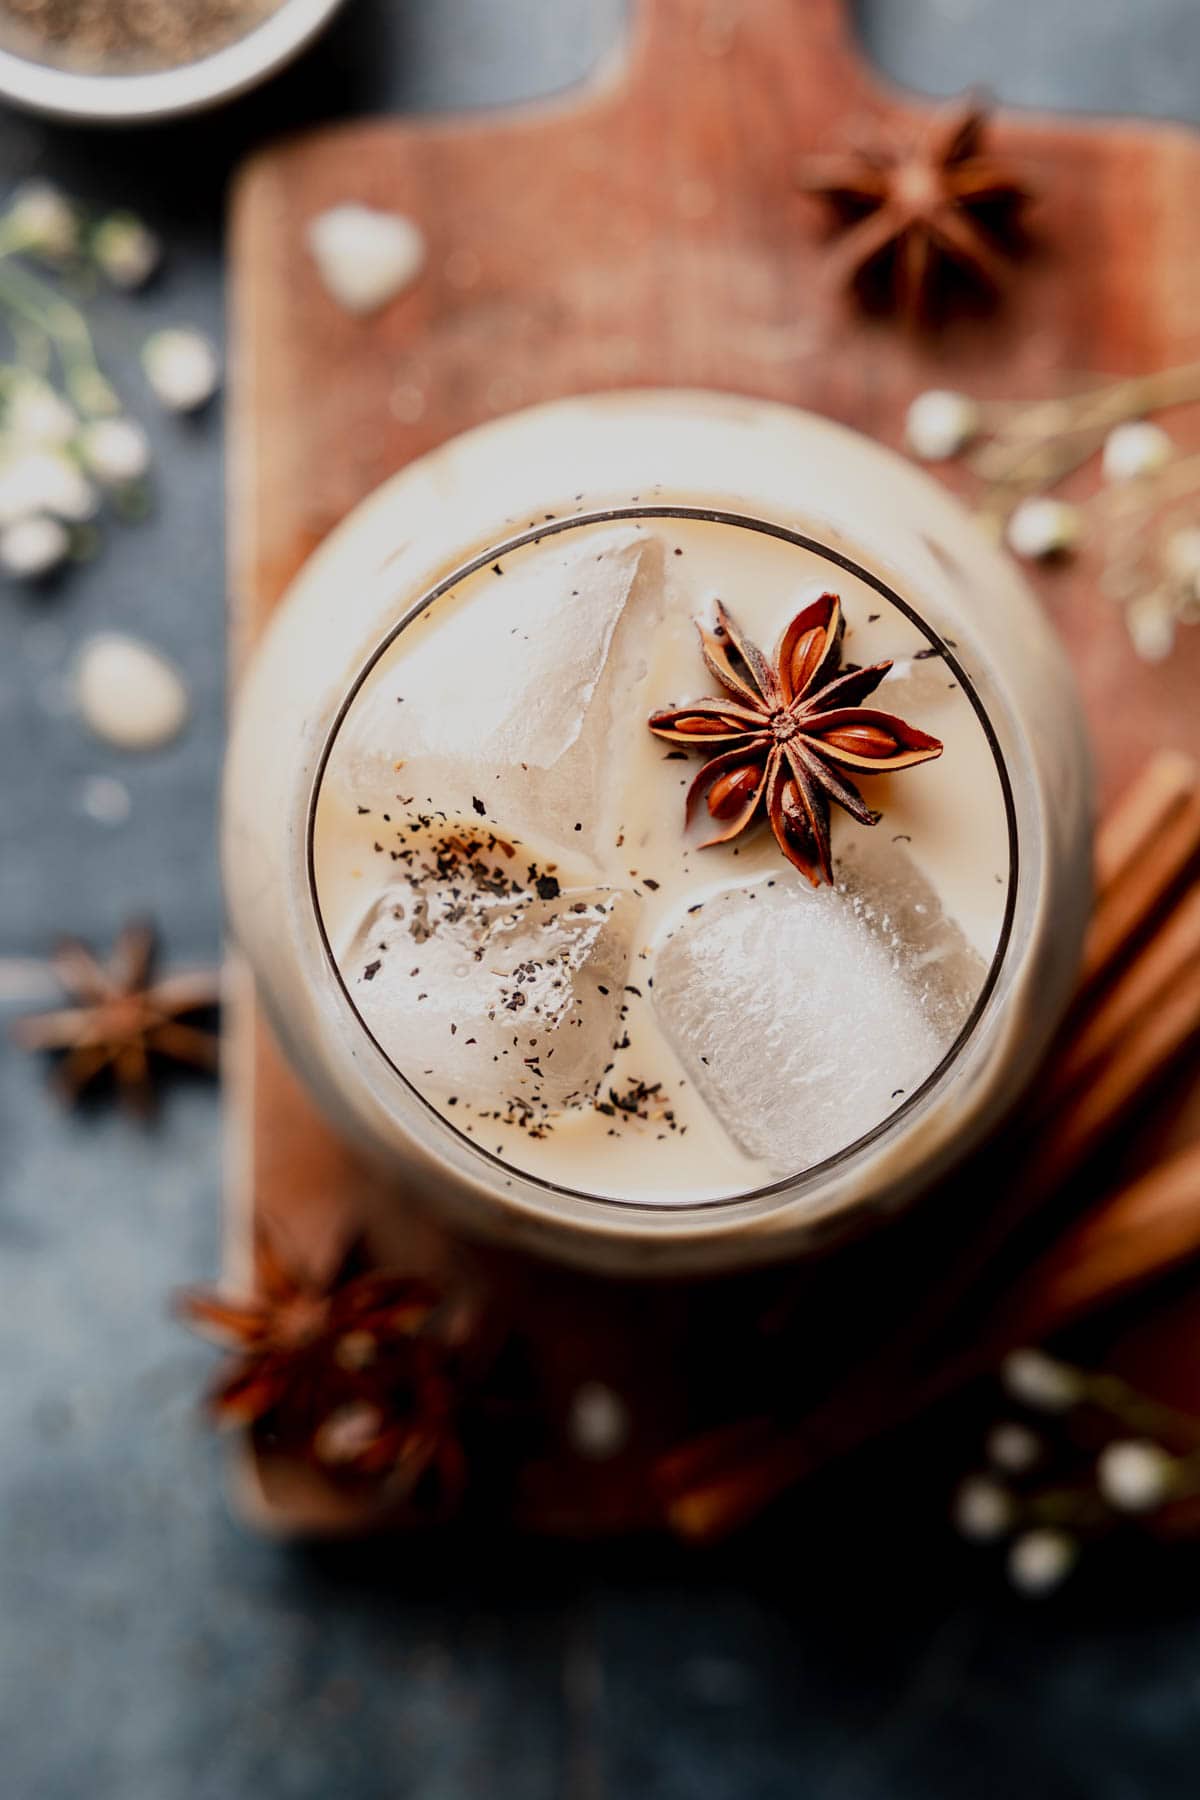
[305,503,1021,1219]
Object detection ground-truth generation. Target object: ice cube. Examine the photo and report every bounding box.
[334,525,665,859]
[340,862,637,1120]
[833,832,987,1039]
[650,840,986,1175]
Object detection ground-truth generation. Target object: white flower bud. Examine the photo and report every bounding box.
[1006,497,1083,561]
[79,417,151,486]
[1007,1528,1077,1596]
[0,513,70,578]
[986,1421,1042,1474]
[308,204,426,316]
[905,389,980,461]
[92,211,161,289]
[566,1381,631,1460]
[1126,591,1175,663]
[952,1474,1014,1542]
[0,449,97,526]
[142,328,220,413]
[8,180,78,258]
[1097,1439,1174,1513]
[1102,420,1172,483]
[1001,1348,1083,1412]
[5,382,78,448]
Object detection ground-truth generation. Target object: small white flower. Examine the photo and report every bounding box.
[1001,1348,1083,1412]
[1102,420,1172,483]
[91,211,161,289]
[1007,1528,1078,1596]
[1097,1439,1174,1514]
[141,328,220,413]
[0,513,70,578]
[75,632,190,751]
[565,1381,631,1461]
[5,382,78,448]
[1126,590,1176,663]
[1006,497,1083,561]
[79,417,151,486]
[953,1474,1014,1542]
[905,389,980,461]
[986,1421,1042,1474]
[308,204,426,316]
[8,180,78,258]
[0,449,97,526]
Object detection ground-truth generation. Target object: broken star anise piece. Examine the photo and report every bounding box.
[11,919,219,1112]
[799,93,1032,321]
[176,1231,468,1505]
[648,592,942,885]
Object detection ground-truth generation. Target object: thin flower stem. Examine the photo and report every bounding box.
[968,362,1200,517]
[0,310,53,381]
[0,222,43,260]
[1083,1370,1200,1450]
[0,260,116,416]
[1025,1486,1109,1531]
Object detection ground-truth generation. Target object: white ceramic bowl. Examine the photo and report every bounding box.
[0,0,347,123]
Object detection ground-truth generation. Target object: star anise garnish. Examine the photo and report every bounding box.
[176,1231,469,1505]
[799,93,1032,320]
[10,920,219,1111]
[648,592,942,885]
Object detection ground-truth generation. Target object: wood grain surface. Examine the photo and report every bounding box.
[227,0,1200,1533]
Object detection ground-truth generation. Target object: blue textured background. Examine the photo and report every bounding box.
[1,4,1199,1795]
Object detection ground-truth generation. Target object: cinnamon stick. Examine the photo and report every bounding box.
[1049,886,1200,1101]
[1027,959,1200,1199]
[663,1143,1200,1543]
[1081,777,1200,990]
[1004,1139,1200,1342]
[897,841,1200,1341]
[1093,750,1198,897]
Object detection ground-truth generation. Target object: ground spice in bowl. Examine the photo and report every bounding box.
[0,0,285,72]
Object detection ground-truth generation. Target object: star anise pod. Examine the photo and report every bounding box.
[176,1232,468,1505]
[648,592,942,885]
[10,920,219,1112]
[799,93,1032,320]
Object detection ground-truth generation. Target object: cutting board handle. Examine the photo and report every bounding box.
[626,0,877,105]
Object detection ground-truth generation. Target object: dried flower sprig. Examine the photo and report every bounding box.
[952,1348,1200,1595]
[0,181,218,582]
[904,361,1200,660]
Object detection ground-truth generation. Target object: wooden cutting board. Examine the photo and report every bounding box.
[226,0,1200,1534]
